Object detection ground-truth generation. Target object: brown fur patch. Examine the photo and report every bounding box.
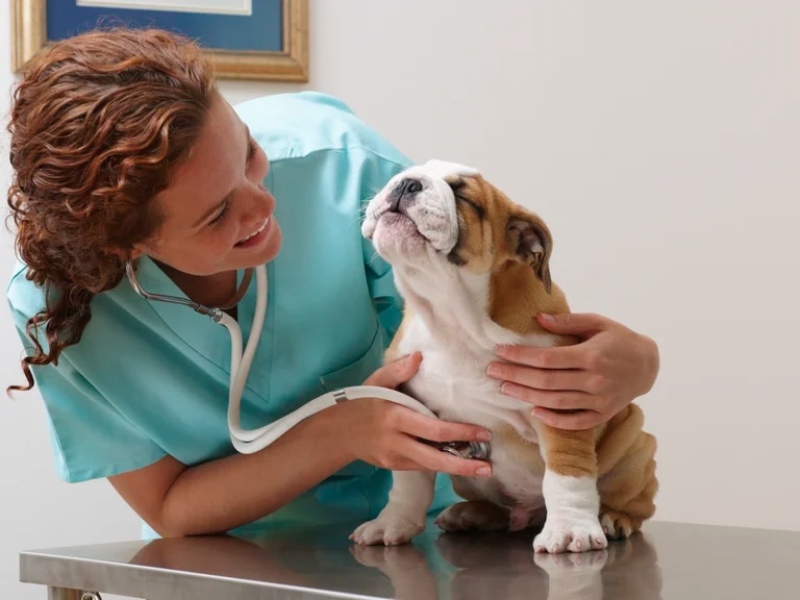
[444,175,572,336]
[538,425,599,478]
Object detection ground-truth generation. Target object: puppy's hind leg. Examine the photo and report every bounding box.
[533,425,607,554]
[435,476,510,532]
[598,462,657,540]
[596,406,658,539]
[435,500,510,532]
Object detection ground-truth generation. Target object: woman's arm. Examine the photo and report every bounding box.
[109,401,354,537]
[109,353,492,537]
[109,411,347,537]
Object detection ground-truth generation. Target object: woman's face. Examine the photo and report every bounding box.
[139,94,282,276]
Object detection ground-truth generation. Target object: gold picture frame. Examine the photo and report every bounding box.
[10,0,309,82]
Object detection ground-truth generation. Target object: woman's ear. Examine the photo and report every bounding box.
[103,244,146,261]
[129,244,147,259]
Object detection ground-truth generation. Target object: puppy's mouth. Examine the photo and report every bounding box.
[374,198,462,254]
[377,211,429,240]
[375,211,434,247]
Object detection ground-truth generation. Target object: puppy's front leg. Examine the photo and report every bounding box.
[350,471,436,546]
[534,425,607,553]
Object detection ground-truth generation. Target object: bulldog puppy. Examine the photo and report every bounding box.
[356,160,658,553]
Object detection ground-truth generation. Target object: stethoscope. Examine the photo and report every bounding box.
[125,260,490,460]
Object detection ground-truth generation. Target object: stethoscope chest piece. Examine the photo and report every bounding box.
[437,441,491,461]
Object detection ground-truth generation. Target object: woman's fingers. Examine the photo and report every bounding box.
[487,362,590,392]
[495,343,585,370]
[397,409,492,444]
[345,396,492,477]
[500,384,594,411]
[402,437,492,478]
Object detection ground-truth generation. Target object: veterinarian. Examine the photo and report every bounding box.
[5,28,660,539]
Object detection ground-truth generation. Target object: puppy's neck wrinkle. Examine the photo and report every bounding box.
[394,266,520,352]
[489,261,570,336]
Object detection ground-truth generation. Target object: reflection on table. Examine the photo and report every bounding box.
[130,520,662,600]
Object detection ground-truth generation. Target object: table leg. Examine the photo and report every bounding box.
[46,589,101,600]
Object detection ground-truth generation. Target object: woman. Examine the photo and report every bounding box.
[5,28,659,538]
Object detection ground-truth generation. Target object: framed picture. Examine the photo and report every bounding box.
[11,0,308,81]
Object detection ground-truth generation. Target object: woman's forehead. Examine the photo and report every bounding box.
[156,98,244,226]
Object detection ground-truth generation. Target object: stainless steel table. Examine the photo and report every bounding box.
[19,519,800,599]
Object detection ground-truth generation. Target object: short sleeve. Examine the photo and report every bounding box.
[7,289,167,483]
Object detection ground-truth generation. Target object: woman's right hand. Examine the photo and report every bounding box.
[339,352,493,479]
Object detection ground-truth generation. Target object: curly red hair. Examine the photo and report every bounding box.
[7,28,216,392]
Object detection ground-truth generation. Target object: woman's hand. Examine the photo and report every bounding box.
[341,352,493,478]
[487,313,660,430]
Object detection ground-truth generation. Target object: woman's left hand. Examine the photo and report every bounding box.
[487,312,660,430]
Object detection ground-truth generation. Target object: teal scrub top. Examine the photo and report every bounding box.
[6,91,458,537]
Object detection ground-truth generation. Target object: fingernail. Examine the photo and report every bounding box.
[476,466,491,477]
[538,313,555,322]
[486,364,501,378]
[495,344,509,356]
[477,430,492,441]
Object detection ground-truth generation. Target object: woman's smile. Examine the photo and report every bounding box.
[235,217,273,249]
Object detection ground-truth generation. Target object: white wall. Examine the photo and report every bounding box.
[2,1,799,597]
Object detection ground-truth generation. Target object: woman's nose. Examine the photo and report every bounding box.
[242,183,274,220]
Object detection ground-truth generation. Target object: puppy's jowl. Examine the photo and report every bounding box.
[357,160,658,553]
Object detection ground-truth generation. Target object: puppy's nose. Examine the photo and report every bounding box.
[388,177,424,212]
[398,178,423,197]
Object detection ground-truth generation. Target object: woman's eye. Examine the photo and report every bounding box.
[247,138,259,160]
[210,200,230,226]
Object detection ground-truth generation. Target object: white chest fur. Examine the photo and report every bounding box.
[390,265,561,509]
[398,317,532,432]
[396,315,551,508]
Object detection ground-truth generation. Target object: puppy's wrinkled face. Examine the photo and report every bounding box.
[362,160,553,292]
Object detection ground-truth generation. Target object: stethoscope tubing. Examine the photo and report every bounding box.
[125,260,490,460]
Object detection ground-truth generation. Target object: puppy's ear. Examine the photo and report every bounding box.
[507,212,553,294]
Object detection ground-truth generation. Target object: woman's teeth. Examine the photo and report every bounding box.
[237,219,269,245]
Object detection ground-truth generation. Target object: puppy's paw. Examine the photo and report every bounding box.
[533,515,607,553]
[599,510,637,540]
[434,501,509,532]
[350,513,423,546]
